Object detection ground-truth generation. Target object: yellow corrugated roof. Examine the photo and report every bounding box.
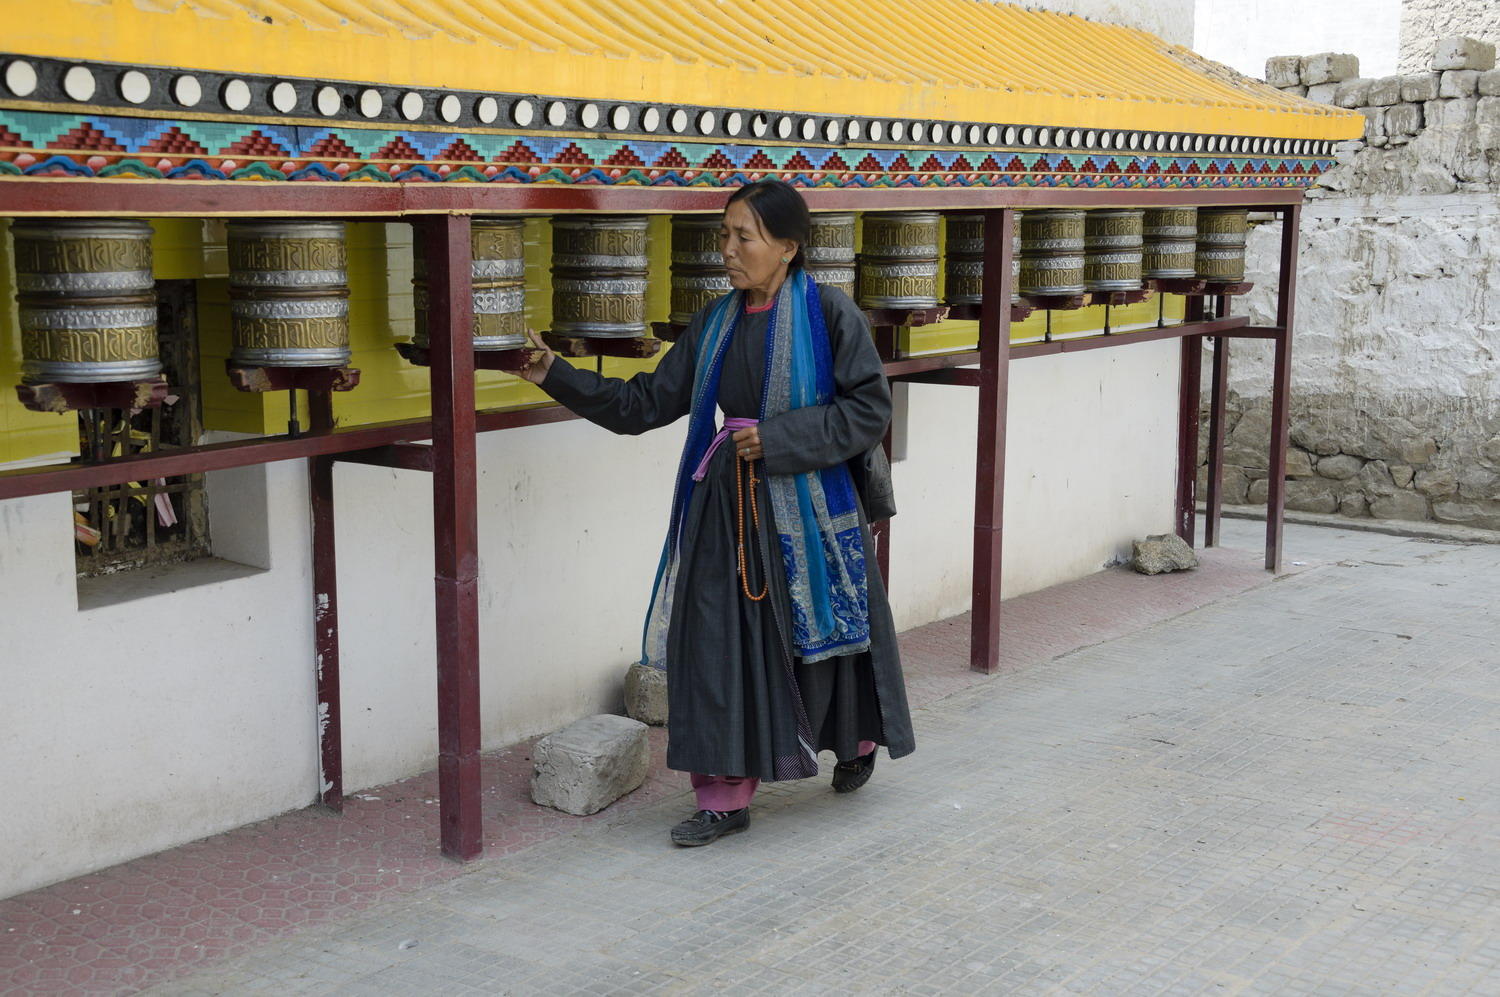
[7,0,1361,140]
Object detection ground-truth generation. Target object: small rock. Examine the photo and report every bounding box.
[1390,464,1415,489]
[1303,53,1360,85]
[1131,534,1199,576]
[1285,449,1316,478]
[1248,477,1270,506]
[1414,468,1458,498]
[530,714,649,816]
[1316,454,1363,480]
[1400,74,1441,103]
[623,662,668,726]
[1432,37,1496,72]
[1265,56,1304,89]
[398,939,419,951]
[1338,493,1368,518]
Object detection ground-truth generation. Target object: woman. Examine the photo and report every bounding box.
[522,180,914,846]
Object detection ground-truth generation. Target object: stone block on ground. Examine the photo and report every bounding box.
[1440,70,1480,98]
[623,662,668,726]
[1432,37,1496,72]
[1315,454,1363,480]
[1131,534,1199,576]
[1303,53,1359,85]
[1369,490,1430,523]
[1334,79,1372,107]
[1367,76,1403,106]
[530,714,649,816]
[1401,73,1442,103]
[1265,56,1304,89]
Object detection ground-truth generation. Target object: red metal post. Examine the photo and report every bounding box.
[970,208,1014,674]
[422,215,483,861]
[1266,204,1302,572]
[307,392,342,811]
[1204,335,1230,547]
[1174,298,1205,544]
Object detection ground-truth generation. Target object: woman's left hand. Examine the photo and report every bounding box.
[732,425,763,462]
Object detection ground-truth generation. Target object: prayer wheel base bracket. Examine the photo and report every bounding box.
[651,322,686,344]
[226,362,361,394]
[1022,294,1089,312]
[395,342,545,374]
[1154,279,1256,297]
[15,375,169,414]
[1090,289,1155,307]
[864,307,950,328]
[540,333,663,360]
[946,302,1035,324]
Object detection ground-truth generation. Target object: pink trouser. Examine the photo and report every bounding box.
[691,740,876,810]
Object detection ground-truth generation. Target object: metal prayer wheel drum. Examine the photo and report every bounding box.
[1018,210,1086,296]
[805,213,858,299]
[1083,209,1144,293]
[1142,208,1198,280]
[11,219,162,383]
[1195,209,1249,283]
[12,220,155,296]
[669,215,730,325]
[943,213,1021,306]
[228,221,350,366]
[412,218,528,350]
[551,216,650,337]
[859,212,940,309]
[808,265,856,299]
[18,295,161,383]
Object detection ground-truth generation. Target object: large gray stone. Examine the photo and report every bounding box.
[1432,500,1500,531]
[1385,102,1424,137]
[1432,37,1496,72]
[1414,468,1458,497]
[1400,73,1442,103]
[1315,454,1363,480]
[1285,448,1316,478]
[1247,477,1270,506]
[1367,76,1403,106]
[1481,70,1500,97]
[1303,53,1360,85]
[1369,490,1430,522]
[1440,70,1480,98]
[1334,79,1372,108]
[1338,492,1368,517]
[623,662,668,726]
[1285,480,1339,514]
[1131,534,1199,576]
[1305,82,1339,105]
[1265,56,1304,89]
[530,714,649,816]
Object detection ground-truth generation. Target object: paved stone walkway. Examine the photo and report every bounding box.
[146,521,1499,995]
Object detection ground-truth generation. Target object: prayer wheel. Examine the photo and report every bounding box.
[669,215,730,325]
[859,212,940,309]
[943,213,1021,306]
[11,220,162,383]
[1142,208,1198,280]
[413,218,528,350]
[1018,209,1086,297]
[228,221,350,366]
[805,213,857,298]
[551,216,649,337]
[1083,209,1144,293]
[1195,209,1249,283]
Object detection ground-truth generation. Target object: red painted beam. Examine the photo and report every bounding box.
[971,207,1015,675]
[334,444,435,473]
[308,393,342,813]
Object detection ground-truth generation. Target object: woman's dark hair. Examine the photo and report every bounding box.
[725,180,812,269]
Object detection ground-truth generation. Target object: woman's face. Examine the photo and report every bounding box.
[719,200,799,296]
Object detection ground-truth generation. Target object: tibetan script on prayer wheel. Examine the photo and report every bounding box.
[413,217,528,351]
[1142,208,1198,280]
[1083,209,1144,293]
[228,221,351,366]
[1195,209,1249,283]
[1018,209,1086,296]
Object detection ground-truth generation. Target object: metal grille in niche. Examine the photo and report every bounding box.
[73,280,210,577]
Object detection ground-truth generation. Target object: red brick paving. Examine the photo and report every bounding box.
[0,545,1284,995]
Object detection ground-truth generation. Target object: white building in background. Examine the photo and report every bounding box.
[1194,0,1404,79]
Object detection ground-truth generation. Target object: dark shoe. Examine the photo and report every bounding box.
[670,808,750,847]
[832,749,877,793]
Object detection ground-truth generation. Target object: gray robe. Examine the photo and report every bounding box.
[541,284,915,780]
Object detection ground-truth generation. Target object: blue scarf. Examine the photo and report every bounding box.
[642,270,871,670]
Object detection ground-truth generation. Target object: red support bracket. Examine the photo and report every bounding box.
[864,306,951,328]
[395,341,545,374]
[1021,293,1088,311]
[540,333,664,359]
[651,321,686,344]
[335,444,435,473]
[226,363,361,393]
[15,375,169,413]
[946,301,1035,324]
[1089,289,1154,307]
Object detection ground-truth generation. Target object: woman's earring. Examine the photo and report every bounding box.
[781,256,790,263]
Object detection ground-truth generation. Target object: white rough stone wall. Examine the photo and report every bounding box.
[1203,40,1500,529]
[1400,0,1500,74]
[1023,0,1196,46]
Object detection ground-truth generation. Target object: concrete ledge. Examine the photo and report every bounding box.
[1211,503,1500,544]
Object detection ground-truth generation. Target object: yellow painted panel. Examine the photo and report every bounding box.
[903,292,1188,355]
[10,0,1363,141]
[0,220,77,464]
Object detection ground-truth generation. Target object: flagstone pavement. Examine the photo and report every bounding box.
[7,520,1499,995]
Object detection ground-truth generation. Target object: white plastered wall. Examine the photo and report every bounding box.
[1194,0,1403,78]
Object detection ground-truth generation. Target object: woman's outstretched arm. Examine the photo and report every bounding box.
[523,324,701,436]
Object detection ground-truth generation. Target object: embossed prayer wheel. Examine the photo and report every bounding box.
[1142,208,1198,280]
[1083,209,1144,293]
[228,221,350,366]
[859,212,940,309]
[669,215,730,325]
[1018,209,1086,297]
[413,218,528,350]
[805,212,858,298]
[1195,208,1249,283]
[552,216,649,337]
[943,213,1021,306]
[11,220,162,383]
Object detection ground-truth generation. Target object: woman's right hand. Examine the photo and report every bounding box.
[519,328,556,384]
